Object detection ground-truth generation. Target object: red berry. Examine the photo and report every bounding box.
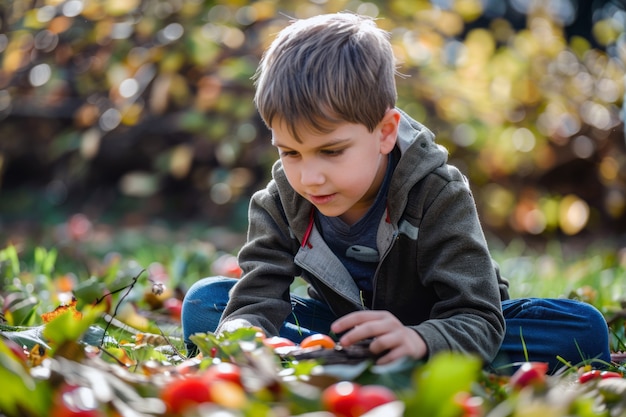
[262,336,296,350]
[163,297,182,319]
[509,362,549,389]
[357,385,397,411]
[455,392,484,417]
[203,362,243,387]
[578,370,623,383]
[321,382,396,417]
[322,381,364,417]
[160,376,211,413]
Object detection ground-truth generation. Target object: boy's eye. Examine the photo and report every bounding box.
[321,149,343,156]
[277,148,344,158]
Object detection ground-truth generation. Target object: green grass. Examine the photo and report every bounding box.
[492,237,625,307]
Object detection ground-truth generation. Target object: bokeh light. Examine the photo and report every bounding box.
[0,0,623,240]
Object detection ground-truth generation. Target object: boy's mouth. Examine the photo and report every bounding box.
[308,193,336,205]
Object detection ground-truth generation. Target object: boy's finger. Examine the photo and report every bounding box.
[331,310,386,333]
[338,326,371,346]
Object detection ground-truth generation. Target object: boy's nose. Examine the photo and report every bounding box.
[299,162,324,186]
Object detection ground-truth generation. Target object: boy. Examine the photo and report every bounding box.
[182,12,610,370]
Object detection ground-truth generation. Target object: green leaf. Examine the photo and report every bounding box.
[4,294,39,326]
[404,352,482,417]
[0,244,20,278]
[73,276,106,304]
[357,357,421,390]
[0,340,51,416]
[0,323,114,352]
[0,326,50,350]
[191,330,253,361]
[81,325,117,346]
[43,304,104,351]
[316,360,372,382]
[33,247,57,276]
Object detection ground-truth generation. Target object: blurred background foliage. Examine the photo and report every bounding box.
[0,0,625,251]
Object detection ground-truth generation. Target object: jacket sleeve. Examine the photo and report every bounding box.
[410,175,506,363]
[216,185,300,337]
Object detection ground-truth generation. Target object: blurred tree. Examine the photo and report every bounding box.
[0,0,624,244]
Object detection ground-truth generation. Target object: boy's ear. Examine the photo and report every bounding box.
[379,108,400,155]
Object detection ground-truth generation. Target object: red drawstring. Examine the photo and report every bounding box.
[301,209,315,248]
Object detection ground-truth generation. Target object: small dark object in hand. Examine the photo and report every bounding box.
[283,339,377,365]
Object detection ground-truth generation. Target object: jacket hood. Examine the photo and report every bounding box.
[271,109,449,240]
[388,108,449,223]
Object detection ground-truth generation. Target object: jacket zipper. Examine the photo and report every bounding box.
[370,230,399,310]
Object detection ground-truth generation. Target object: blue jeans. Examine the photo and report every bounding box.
[182,277,611,371]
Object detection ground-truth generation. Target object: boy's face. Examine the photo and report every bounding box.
[272,109,400,225]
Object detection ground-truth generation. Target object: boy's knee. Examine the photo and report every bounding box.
[185,276,236,303]
[182,276,237,354]
[186,276,236,297]
[573,300,610,343]
[501,297,611,368]
[554,298,608,332]
[504,298,607,328]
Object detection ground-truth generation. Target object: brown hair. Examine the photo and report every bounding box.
[253,12,398,141]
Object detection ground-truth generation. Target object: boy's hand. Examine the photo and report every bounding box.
[331,310,428,365]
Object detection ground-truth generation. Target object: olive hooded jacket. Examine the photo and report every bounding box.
[217,109,508,363]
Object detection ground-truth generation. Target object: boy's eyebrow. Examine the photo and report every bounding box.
[271,137,352,149]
